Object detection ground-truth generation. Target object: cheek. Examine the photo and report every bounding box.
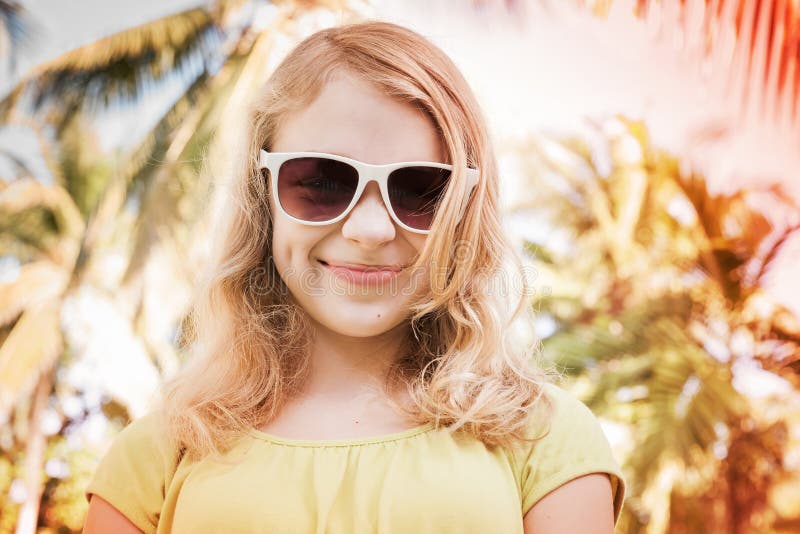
[407,235,426,254]
[404,233,427,277]
[269,216,322,280]
[270,232,289,276]
[269,217,302,284]
[401,227,427,253]
[269,204,286,263]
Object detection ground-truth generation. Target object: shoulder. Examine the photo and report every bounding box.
[114,410,168,446]
[514,382,605,444]
[107,410,178,468]
[85,410,181,533]
[513,382,627,524]
[540,382,601,430]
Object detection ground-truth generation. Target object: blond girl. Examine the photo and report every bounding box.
[83,21,625,534]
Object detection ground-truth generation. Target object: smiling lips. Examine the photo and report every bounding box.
[318,259,404,285]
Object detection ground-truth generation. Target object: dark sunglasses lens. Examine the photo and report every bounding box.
[388,166,451,230]
[277,158,358,222]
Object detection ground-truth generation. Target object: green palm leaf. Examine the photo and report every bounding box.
[0,6,222,124]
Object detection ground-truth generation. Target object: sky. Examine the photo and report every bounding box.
[3,0,201,93]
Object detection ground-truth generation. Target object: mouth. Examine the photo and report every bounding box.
[317,259,405,272]
[317,259,404,285]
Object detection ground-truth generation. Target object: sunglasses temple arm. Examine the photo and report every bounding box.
[455,170,478,223]
[456,197,469,224]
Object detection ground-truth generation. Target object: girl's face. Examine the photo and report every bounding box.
[269,71,444,338]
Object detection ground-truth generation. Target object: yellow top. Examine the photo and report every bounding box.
[85,382,626,533]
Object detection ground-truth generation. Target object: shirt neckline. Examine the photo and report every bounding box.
[247,421,437,447]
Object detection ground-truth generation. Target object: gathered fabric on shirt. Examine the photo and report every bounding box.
[85,382,626,533]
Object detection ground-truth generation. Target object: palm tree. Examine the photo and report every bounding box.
[0,0,34,71]
[496,1,800,531]
[510,117,800,532]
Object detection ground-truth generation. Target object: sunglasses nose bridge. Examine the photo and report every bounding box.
[360,163,385,185]
[353,164,388,201]
[356,172,389,208]
[363,172,381,186]
[345,167,396,223]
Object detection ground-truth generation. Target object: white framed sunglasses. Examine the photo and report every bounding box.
[259,150,479,234]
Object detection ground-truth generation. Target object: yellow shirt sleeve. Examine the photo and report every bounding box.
[519,383,627,524]
[84,411,178,534]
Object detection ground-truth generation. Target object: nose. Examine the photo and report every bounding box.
[341,181,396,247]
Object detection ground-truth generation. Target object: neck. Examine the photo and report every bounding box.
[298,317,410,402]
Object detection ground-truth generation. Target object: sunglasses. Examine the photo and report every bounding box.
[259,150,479,234]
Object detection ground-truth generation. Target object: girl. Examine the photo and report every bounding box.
[83,21,626,534]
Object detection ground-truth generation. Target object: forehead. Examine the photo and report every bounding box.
[272,72,446,165]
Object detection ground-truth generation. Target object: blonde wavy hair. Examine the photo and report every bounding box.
[159,20,560,461]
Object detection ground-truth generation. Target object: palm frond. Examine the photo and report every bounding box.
[676,170,799,305]
[0,0,37,68]
[630,0,800,128]
[750,221,800,285]
[0,6,223,121]
[0,178,84,266]
[0,260,67,327]
[117,53,251,288]
[0,299,62,421]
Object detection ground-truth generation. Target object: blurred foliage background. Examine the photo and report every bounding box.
[1,0,799,533]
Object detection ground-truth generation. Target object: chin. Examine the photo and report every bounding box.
[319,307,407,337]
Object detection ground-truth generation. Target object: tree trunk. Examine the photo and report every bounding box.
[15,365,55,534]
